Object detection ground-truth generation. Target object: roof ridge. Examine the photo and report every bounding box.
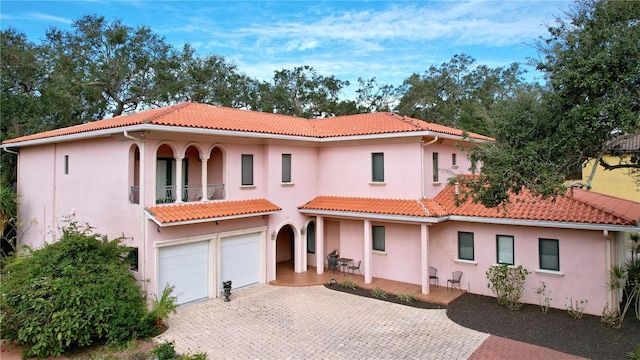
[389,113,425,130]
[142,102,192,124]
[416,199,430,216]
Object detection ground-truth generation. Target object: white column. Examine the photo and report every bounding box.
[175,156,183,203]
[316,216,325,274]
[421,223,430,294]
[364,219,372,284]
[200,156,209,201]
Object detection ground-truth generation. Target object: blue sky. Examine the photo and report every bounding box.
[1,1,572,94]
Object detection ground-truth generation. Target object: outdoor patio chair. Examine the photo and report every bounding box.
[348,260,362,275]
[447,271,463,292]
[429,266,439,286]
[327,255,339,273]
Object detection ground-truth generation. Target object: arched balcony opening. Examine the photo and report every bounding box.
[207,146,225,200]
[155,144,180,204]
[128,144,140,204]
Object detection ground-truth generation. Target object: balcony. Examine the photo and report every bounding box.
[154,184,226,204]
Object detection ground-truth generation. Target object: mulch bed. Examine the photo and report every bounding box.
[326,284,640,360]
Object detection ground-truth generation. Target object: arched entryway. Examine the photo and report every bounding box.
[275,225,296,274]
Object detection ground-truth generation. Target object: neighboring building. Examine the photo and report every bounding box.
[572,134,640,202]
[2,102,639,315]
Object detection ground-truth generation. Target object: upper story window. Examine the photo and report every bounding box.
[282,154,292,183]
[539,238,560,271]
[241,154,253,186]
[452,153,457,167]
[496,235,514,265]
[64,155,69,174]
[432,152,439,182]
[458,231,474,261]
[372,225,385,251]
[372,153,384,183]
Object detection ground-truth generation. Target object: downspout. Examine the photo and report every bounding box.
[2,147,19,155]
[124,131,147,291]
[420,136,438,199]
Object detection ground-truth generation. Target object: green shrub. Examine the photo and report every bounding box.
[0,221,156,358]
[370,286,387,299]
[150,284,179,329]
[340,280,358,289]
[396,292,416,303]
[151,341,177,360]
[486,264,530,311]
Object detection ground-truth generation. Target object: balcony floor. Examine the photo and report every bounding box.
[269,261,464,306]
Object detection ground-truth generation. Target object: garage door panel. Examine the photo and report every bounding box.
[221,233,260,289]
[159,241,208,305]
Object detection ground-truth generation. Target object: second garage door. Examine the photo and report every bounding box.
[220,233,260,289]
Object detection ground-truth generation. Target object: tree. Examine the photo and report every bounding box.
[262,65,350,118]
[43,15,181,119]
[463,0,640,207]
[395,54,530,136]
[355,77,396,113]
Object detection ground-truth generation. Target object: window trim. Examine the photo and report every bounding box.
[371,152,384,183]
[539,238,560,271]
[457,231,474,261]
[496,235,515,265]
[241,154,254,186]
[282,153,292,183]
[432,152,439,182]
[372,225,385,252]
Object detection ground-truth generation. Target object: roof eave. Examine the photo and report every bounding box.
[448,215,639,231]
[145,209,280,227]
[298,208,445,224]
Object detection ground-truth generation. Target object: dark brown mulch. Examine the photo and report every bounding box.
[326,284,640,360]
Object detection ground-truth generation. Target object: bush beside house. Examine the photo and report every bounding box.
[0,221,161,358]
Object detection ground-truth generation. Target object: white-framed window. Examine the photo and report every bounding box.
[241,154,253,186]
[458,231,474,260]
[282,154,292,183]
[372,225,385,251]
[496,235,514,265]
[539,238,559,271]
[372,153,384,182]
[432,152,439,182]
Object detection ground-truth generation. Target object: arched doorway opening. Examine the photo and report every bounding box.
[275,225,296,273]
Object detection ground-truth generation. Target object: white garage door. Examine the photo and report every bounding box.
[158,241,208,305]
[221,233,260,289]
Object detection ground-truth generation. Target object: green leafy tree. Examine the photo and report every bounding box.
[396,54,530,136]
[262,65,351,118]
[465,0,640,207]
[0,221,156,358]
[355,77,396,113]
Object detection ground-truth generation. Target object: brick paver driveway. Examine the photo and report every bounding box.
[155,284,489,359]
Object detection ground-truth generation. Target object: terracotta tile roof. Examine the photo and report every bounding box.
[147,198,281,225]
[310,112,492,141]
[434,185,640,226]
[3,103,492,144]
[298,196,448,218]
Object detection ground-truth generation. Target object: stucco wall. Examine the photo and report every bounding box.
[429,221,610,315]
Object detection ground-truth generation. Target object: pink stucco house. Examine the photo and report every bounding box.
[2,102,639,315]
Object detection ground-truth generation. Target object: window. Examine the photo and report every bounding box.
[282,154,292,183]
[372,225,385,251]
[306,222,315,254]
[539,238,559,271]
[432,152,439,182]
[452,153,457,166]
[64,155,69,174]
[241,154,253,186]
[458,232,474,260]
[496,235,514,265]
[126,247,139,272]
[372,153,384,182]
